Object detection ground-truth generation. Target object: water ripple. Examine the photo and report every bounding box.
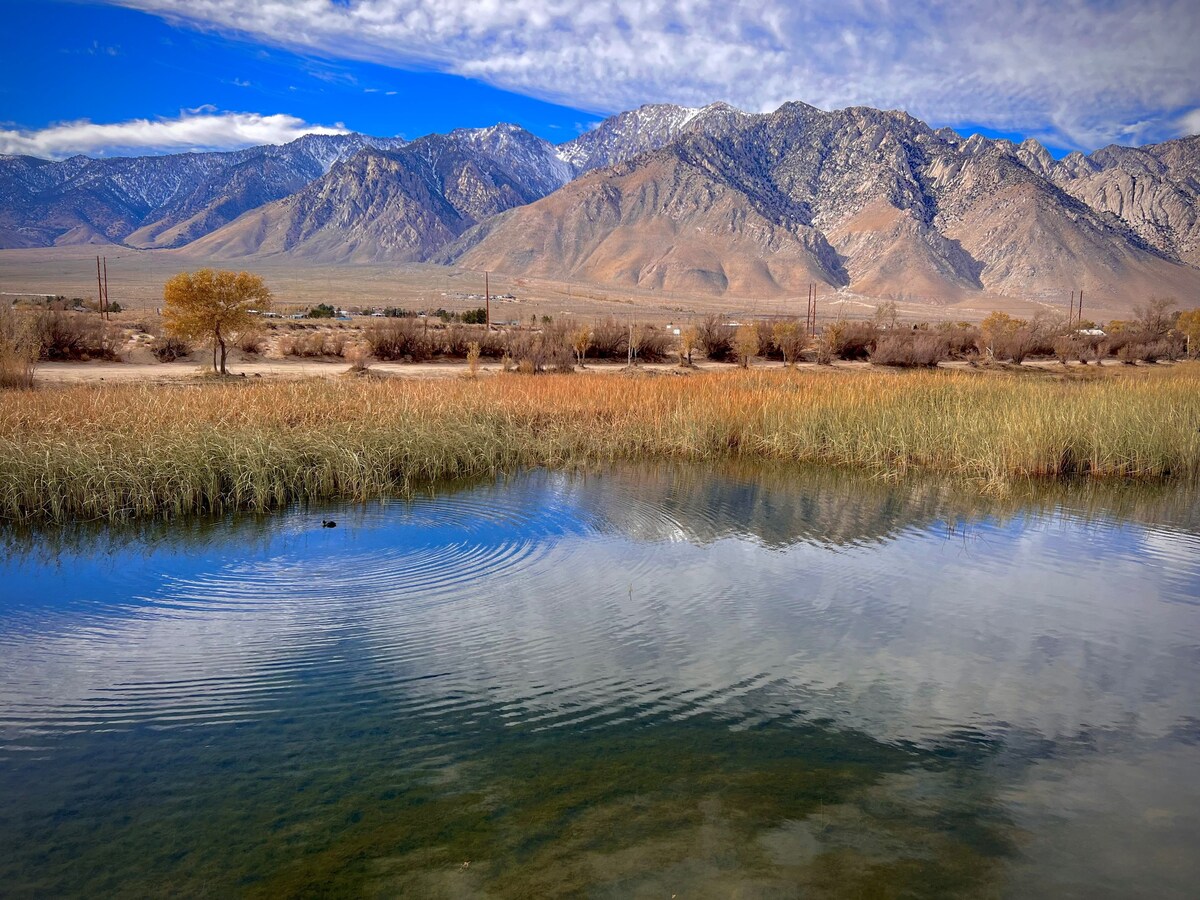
[2,468,1200,757]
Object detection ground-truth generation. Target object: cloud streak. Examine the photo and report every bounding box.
[0,110,348,159]
[111,0,1200,149]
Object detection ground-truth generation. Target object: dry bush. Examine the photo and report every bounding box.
[814,326,836,365]
[323,331,348,358]
[441,324,473,358]
[935,323,981,358]
[503,326,575,373]
[870,332,950,367]
[0,305,38,389]
[1120,339,1178,364]
[466,341,481,377]
[344,344,370,373]
[772,320,807,365]
[292,333,325,358]
[1118,343,1145,365]
[636,327,674,362]
[236,330,267,354]
[698,315,735,361]
[366,318,434,361]
[32,310,119,361]
[1134,297,1178,336]
[1103,328,1183,362]
[275,330,350,359]
[476,329,508,359]
[1053,335,1074,365]
[589,318,628,360]
[832,322,878,360]
[754,320,781,360]
[150,335,190,362]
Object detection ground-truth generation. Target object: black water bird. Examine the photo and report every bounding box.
[322,519,337,528]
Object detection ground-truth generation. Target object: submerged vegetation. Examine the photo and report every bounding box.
[2,365,1198,523]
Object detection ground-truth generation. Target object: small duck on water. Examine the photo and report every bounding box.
[321,519,337,528]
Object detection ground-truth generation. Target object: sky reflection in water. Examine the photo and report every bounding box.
[1,464,1198,897]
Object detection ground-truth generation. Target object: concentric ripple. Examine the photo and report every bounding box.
[1,466,1198,757]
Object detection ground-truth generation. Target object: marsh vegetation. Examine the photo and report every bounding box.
[2,365,1197,523]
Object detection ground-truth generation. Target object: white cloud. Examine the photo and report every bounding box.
[1179,108,1200,138]
[0,110,348,159]
[110,0,1200,150]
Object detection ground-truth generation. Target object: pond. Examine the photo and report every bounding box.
[2,464,1199,897]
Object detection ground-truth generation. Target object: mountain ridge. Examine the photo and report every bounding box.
[3,102,1198,307]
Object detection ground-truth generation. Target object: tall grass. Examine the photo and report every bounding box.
[0,306,38,390]
[2,365,1198,522]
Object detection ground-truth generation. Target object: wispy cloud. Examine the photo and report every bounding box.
[110,0,1200,149]
[0,110,347,158]
[1178,108,1200,139]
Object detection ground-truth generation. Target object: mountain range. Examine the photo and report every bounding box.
[3,101,1198,307]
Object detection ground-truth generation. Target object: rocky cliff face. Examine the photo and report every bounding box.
[442,104,1200,305]
[1044,136,1200,266]
[555,102,749,174]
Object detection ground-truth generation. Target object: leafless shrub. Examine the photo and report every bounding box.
[502,326,574,373]
[441,324,472,358]
[150,335,190,362]
[344,344,370,373]
[698,315,735,361]
[636,327,674,362]
[366,318,434,361]
[32,310,119,361]
[236,330,267,354]
[754,320,781,360]
[1053,336,1074,366]
[1133,296,1178,336]
[935,323,981,357]
[870,332,951,367]
[589,318,628,360]
[831,322,878,360]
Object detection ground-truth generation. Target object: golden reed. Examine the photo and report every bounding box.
[2,365,1197,522]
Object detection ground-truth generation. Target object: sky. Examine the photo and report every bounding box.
[2,0,1198,160]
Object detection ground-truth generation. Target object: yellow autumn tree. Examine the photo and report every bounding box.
[733,323,760,368]
[162,270,271,374]
[1177,308,1200,357]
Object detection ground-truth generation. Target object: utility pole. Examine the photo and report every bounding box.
[807,282,818,337]
[1077,288,1084,326]
[1068,290,1075,329]
[102,256,110,320]
[96,256,103,317]
[485,271,491,331]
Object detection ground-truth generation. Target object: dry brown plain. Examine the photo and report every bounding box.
[0,247,1122,328]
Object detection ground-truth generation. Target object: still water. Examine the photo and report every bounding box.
[2,465,1199,898]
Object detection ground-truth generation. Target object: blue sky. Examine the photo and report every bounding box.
[0,0,602,155]
[2,0,1198,159]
